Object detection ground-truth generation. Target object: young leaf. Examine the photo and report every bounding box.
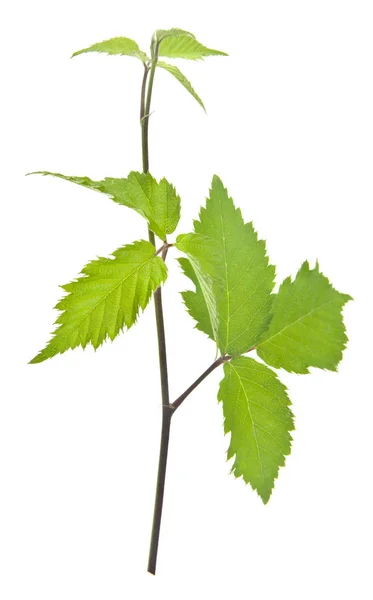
[71,37,148,62]
[218,356,294,503]
[156,28,196,42]
[120,172,181,240]
[28,171,181,241]
[190,176,276,356]
[257,261,352,374]
[30,241,167,364]
[157,61,205,111]
[158,34,227,60]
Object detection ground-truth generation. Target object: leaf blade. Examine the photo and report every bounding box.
[30,240,167,363]
[178,258,214,340]
[176,233,221,343]
[193,176,275,355]
[158,34,227,60]
[158,61,205,111]
[218,356,294,503]
[257,261,352,373]
[156,28,196,42]
[71,36,148,62]
[27,171,181,240]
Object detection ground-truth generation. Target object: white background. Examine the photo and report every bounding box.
[0,1,372,598]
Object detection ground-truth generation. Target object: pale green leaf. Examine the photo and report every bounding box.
[158,34,227,60]
[218,356,294,503]
[257,261,352,374]
[192,175,276,356]
[156,28,196,42]
[27,171,181,240]
[30,241,167,364]
[158,61,205,111]
[71,36,148,62]
[119,172,181,239]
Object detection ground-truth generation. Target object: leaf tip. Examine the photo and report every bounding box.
[29,354,42,365]
[211,173,224,189]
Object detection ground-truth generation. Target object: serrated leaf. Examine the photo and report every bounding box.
[156,28,196,42]
[175,233,219,275]
[157,61,205,111]
[119,172,181,239]
[191,175,275,356]
[158,34,227,60]
[176,233,220,342]
[178,258,215,341]
[257,261,352,373]
[178,251,218,342]
[30,240,167,364]
[28,171,181,240]
[218,356,294,503]
[71,36,148,62]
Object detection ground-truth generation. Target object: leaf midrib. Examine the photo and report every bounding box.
[229,363,265,483]
[59,253,156,340]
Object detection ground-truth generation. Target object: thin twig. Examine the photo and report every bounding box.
[171,355,232,413]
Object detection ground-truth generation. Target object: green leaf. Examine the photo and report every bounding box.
[71,36,148,62]
[157,61,205,111]
[218,356,294,503]
[175,233,219,275]
[178,258,216,341]
[30,241,167,364]
[156,28,196,42]
[191,175,276,356]
[257,261,352,374]
[119,172,181,240]
[28,171,181,240]
[176,233,220,342]
[158,34,227,60]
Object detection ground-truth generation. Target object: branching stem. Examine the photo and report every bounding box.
[141,34,229,575]
[171,355,232,413]
[140,39,172,576]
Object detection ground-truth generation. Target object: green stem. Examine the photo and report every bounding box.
[141,38,159,176]
[140,38,172,576]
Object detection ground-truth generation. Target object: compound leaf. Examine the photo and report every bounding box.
[72,36,148,62]
[30,240,167,364]
[158,61,205,111]
[190,175,275,356]
[218,356,294,503]
[257,261,352,373]
[158,34,227,60]
[28,171,181,240]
